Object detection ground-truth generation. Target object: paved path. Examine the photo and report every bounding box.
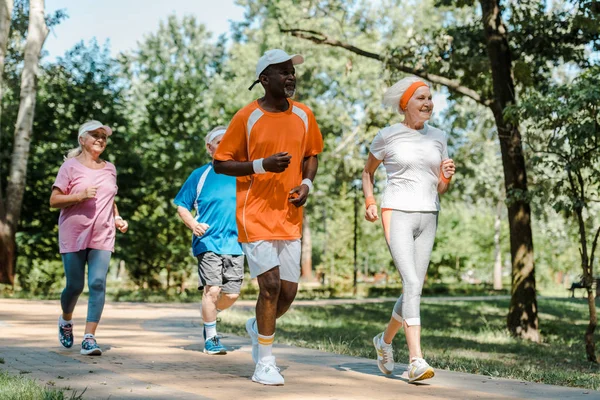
[0,299,595,400]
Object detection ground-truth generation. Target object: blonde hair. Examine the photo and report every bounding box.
[66,136,85,159]
[382,76,430,115]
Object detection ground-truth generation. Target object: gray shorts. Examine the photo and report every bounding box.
[196,252,244,294]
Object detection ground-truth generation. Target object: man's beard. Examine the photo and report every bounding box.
[284,88,296,98]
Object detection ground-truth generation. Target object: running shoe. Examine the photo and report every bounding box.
[373,332,394,375]
[58,317,74,349]
[204,335,227,355]
[408,357,435,382]
[80,336,102,356]
[252,356,284,385]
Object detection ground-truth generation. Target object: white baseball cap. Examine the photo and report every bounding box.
[249,49,304,90]
[78,120,113,138]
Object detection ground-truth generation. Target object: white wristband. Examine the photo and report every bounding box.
[252,158,266,174]
[301,178,313,192]
[115,216,123,221]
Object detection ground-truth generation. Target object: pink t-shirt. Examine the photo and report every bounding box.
[52,158,118,254]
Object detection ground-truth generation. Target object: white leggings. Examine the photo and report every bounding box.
[386,210,438,326]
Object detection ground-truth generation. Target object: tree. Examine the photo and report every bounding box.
[0,0,13,103]
[118,15,228,288]
[0,0,48,285]
[244,0,600,341]
[514,67,600,361]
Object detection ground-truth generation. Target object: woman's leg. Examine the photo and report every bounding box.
[60,250,87,320]
[382,211,421,346]
[405,212,438,361]
[84,249,111,335]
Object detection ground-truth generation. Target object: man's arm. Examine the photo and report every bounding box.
[213,160,255,177]
[213,152,293,176]
[289,155,318,207]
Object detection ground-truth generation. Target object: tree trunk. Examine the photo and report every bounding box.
[0,0,49,285]
[480,0,539,341]
[0,0,12,102]
[585,287,598,362]
[301,213,313,280]
[493,200,503,290]
[0,0,14,285]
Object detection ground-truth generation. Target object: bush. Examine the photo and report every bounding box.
[16,259,64,296]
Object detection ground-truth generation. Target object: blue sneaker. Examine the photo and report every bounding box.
[58,317,73,349]
[80,336,102,356]
[204,335,227,355]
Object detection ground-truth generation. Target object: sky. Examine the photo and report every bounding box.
[44,0,246,59]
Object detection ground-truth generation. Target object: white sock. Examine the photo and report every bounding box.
[83,333,94,340]
[258,333,274,361]
[380,336,392,348]
[59,315,72,325]
[204,320,217,339]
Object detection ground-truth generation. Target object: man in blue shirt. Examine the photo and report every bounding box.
[174,126,244,355]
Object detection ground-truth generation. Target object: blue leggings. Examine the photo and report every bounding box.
[61,249,111,323]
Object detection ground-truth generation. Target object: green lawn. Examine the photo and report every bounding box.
[0,370,84,400]
[218,297,600,390]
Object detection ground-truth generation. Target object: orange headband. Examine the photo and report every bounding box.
[399,81,428,111]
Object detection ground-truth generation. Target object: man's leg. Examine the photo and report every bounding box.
[215,293,239,311]
[202,285,221,338]
[256,267,281,337]
[197,252,228,354]
[275,239,301,318]
[276,280,298,318]
[217,254,244,312]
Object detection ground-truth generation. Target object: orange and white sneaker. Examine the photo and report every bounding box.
[373,332,394,375]
[408,357,435,382]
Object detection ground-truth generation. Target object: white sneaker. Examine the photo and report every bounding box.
[246,317,258,364]
[408,357,435,382]
[252,356,284,385]
[373,332,394,375]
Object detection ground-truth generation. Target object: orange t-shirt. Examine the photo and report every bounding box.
[214,99,324,243]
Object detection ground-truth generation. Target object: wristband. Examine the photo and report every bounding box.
[365,195,376,209]
[440,168,452,184]
[301,178,313,192]
[115,216,123,221]
[253,158,266,174]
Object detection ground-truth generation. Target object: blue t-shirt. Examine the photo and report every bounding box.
[174,163,243,256]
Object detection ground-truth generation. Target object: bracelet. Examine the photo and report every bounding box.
[440,171,452,184]
[115,216,123,221]
[365,195,377,209]
[252,158,266,174]
[301,178,313,192]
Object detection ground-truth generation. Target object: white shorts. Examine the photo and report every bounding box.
[242,240,301,283]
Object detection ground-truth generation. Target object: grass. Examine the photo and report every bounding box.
[218,297,600,390]
[0,370,85,400]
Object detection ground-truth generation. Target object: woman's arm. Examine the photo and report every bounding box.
[438,158,456,194]
[362,153,383,222]
[113,202,128,233]
[49,186,97,209]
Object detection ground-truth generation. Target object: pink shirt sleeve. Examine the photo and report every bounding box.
[52,162,71,193]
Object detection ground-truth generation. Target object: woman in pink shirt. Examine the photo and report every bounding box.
[49,120,128,356]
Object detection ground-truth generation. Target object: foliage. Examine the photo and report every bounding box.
[1,1,597,295]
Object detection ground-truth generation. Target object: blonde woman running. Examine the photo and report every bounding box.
[362,77,455,382]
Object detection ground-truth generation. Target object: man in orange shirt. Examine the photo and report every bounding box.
[213,49,323,386]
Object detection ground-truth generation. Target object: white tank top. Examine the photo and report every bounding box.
[369,123,448,212]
